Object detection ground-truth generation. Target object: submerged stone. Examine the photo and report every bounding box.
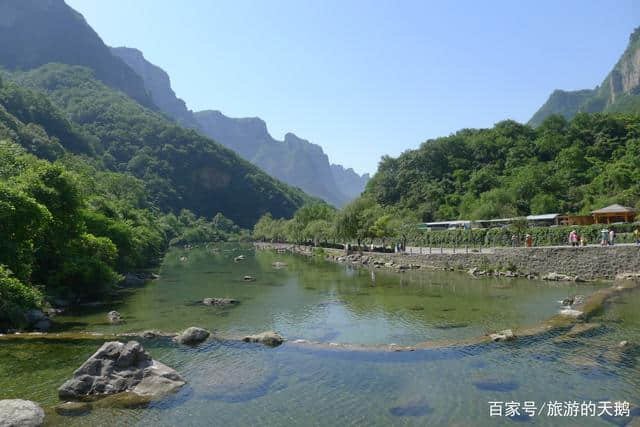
[389,400,432,417]
[433,322,469,330]
[473,380,519,392]
[54,401,92,417]
[203,298,239,306]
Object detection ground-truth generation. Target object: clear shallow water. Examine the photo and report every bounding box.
[1,244,639,426]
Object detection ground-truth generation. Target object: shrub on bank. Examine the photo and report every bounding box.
[0,265,43,328]
[409,223,639,247]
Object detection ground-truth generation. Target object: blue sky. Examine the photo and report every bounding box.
[67,0,639,175]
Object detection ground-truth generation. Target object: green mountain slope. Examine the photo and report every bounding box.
[9,64,316,227]
[0,75,257,325]
[0,0,155,109]
[530,27,640,126]
[361,114,640,222]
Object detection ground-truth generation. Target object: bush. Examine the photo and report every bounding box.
[0,265,43,328]
[410,223,640,247]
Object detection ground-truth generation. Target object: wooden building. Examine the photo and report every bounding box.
[591,204,637,224]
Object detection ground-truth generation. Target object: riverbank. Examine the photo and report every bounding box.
[255,242,640,281]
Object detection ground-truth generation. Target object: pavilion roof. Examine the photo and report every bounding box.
[591,204,636,214]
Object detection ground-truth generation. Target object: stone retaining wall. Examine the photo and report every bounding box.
[257,243,640,280]
[398,246,640,280]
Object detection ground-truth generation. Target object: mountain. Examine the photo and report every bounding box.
[330,164,370,200]
[530,27,640,126]
[110,47,368,206]
[0,0,155,109]
[194,110,354,206]
[8,63,316,227]
[109,47,200,130]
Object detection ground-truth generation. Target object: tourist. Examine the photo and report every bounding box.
[525,233,533,248]
[569,230,578,247]
[635,228,640,246]
[600,228,609,246]
[580,235,588,246]
[609,229,616,246]
[511,234,517,248]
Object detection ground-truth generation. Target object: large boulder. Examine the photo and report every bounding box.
[0,399,44,427]
[58,341,185,400]
[242,331,284,347]
[173,327,210,345]
[203,298,239,306]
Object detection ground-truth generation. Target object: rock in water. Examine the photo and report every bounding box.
[173,327,210,345]
[58,341,185,400]
[203,298,239,306]
[0,400,44,426]
[243,275,256,281]
[107,311,123,324]
[24,309,51,331]
[542,272,573,281]
[119,273,145,287]
[489,329,515,342]
[242,331,284,347]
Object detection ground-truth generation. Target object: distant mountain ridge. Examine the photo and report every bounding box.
[111,47,368,206]
[530,27,640,126]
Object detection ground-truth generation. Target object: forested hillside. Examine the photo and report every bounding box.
[0,74,256,326]
[362,113,640,222]
[8,64,315,227]
[0,0,155,109]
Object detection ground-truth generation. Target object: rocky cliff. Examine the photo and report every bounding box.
[529,27,640,126]
[110,47,368,206]
[110,47,199,129]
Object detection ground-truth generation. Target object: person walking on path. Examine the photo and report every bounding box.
[609,229,616,246]
[526,234,533,248]
[601,228,610,246]
[569,230,579,247]
[580,235,588,246]
[635,228,640,246]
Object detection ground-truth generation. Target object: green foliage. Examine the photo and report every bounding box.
[0,265,43,328]
[8,64,316,227]
[409,223,639,248]
[364,114,640,221]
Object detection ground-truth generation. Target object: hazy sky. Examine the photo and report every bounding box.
[67,0,639,175]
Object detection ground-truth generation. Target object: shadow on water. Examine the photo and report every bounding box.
[388,400,433,417]
[472,380,519,392]
[198,372,282,403]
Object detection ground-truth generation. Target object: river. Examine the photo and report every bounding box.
[1,243,639,426]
